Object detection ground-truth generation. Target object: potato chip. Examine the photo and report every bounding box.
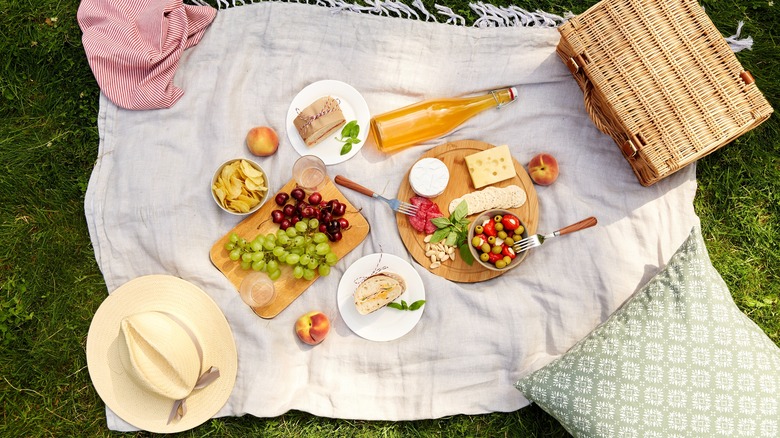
[212,159,268,213]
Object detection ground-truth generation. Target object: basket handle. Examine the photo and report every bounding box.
[582,81,612,135]
[582,79,640,158]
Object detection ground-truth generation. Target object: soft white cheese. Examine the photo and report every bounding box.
[409,158,449,198]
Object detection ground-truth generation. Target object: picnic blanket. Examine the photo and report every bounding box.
[84,2,700,430]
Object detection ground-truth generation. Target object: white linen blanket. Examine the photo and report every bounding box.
[84,2,700,430]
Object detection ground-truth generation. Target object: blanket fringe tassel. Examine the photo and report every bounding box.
[190,0,752,50]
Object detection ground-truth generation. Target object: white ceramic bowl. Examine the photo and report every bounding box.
[211,158,270,216]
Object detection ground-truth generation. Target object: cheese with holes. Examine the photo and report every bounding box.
[464,144,516,188]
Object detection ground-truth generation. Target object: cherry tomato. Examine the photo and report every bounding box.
[482,220,497,237]
[487,252,502,264]
[501,214,521,231]
[501,244,517,259]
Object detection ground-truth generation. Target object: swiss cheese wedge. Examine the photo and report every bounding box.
[463,144,516,188]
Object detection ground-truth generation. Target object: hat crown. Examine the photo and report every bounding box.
[120,311,201,401]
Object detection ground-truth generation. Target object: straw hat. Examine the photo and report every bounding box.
[87,275,237,433]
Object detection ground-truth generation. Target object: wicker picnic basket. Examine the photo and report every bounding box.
[557,0,773,186]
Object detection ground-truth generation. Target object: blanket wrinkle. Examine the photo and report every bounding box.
[77,0,217,110]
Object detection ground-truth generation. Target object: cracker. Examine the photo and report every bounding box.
[449,185,527,215]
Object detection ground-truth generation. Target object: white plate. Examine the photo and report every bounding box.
[337,253,425,342]
[286,80,370,165]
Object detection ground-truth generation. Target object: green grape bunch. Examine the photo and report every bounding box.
[224,218,339,281]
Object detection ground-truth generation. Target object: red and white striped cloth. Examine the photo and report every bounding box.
[77,0,217,110]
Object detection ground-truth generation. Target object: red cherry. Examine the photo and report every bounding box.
[271,210,284,224]
[280,219,291,230]
[337,217,349,229]
[328,231,343,242]
[274,192,289,206]
[282,204,296,217]
[332,202,347,217]
[308,192,322,205]
[291,188,306,201]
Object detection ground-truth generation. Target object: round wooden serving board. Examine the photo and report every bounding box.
[210,177,369,318]
[396,140,539,283]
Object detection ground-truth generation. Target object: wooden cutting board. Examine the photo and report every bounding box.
[210,177,369,318]
[396,140,539,282]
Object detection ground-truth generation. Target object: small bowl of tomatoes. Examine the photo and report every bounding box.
[468,209,529,272]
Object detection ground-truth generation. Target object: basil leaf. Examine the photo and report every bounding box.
[459,243,474,265]
[409,300,426,311]
[430,217,452,229]
[340,144,352,155]
[430,227,450,243]
[452,200,468,222]
[342,120,359,138]
[455,231,468,247]
[386,302,404,310]
[445,230,458,246]
[341,120,357,135]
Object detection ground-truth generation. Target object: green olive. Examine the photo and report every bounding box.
[503,256,512,264]
[487,236,496,245]
[498,231,508,239]
[494,223,504,232]
[516,225,525,235]
[504,236,514,245]
[491,245,502,254]
[480,253,490,262]
[495,260,507,269]
[481,243,491,253]
[493,215,503,223]
[472,236,483,247]
[474,225,484,234]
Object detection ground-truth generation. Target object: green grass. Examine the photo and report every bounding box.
[1,0,777,436]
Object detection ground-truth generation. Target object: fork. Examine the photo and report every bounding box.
[513,217,597,253]
[334,175,420,216]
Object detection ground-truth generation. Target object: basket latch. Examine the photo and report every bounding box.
[620,134,645,159]
[567,54,588,76]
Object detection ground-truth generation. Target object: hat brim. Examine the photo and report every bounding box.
[87,275,237,433]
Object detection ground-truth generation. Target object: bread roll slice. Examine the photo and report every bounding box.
[354,272,406,315]
[293,96,346,147]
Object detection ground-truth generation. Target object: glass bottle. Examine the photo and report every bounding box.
[370,87,518,153]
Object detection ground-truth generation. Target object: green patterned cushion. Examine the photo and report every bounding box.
[515,227,780,437]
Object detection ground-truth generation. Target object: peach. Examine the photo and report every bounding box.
[294,311,330,345]
[245,126,279,157]
[528,153,559,186]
